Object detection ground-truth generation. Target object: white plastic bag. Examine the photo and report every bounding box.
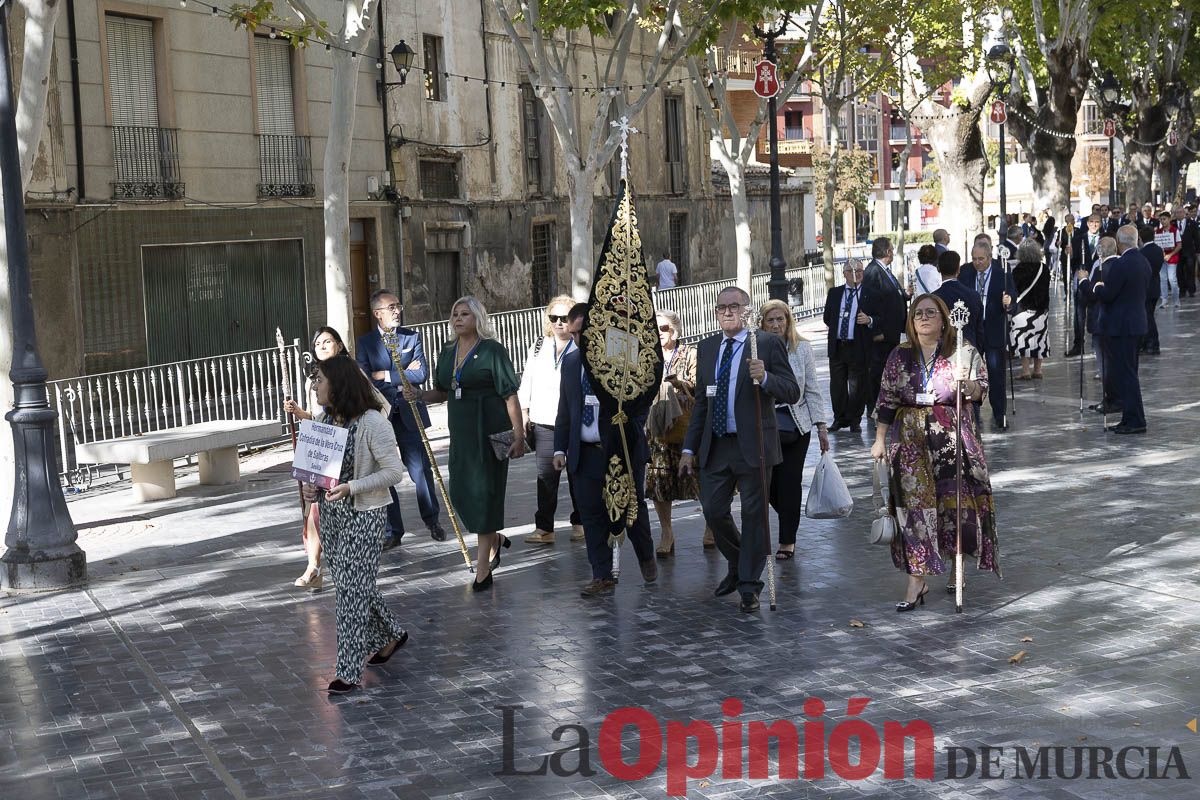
[804,452,854,519]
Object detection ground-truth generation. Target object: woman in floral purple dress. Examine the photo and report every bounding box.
[870,294,1000,612]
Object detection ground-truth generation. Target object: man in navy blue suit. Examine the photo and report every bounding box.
[1066,214,1102,356]
[1139,225,1164,355]
[356,290,444,546]
[1092,226,1150,434]
[959,242,1016,429]
[859,237,908,418]
[822,259,872,432]
[932,250,984,350]
[553,303,656,597]
[1078,238,1121,415]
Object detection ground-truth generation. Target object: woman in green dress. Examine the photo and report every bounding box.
[405,296,525,589]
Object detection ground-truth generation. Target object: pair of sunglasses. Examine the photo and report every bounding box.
[548,314,569,323]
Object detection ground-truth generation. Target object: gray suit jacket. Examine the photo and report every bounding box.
[683,330,800,469]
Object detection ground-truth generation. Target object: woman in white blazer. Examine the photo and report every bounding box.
[759,300,829,560]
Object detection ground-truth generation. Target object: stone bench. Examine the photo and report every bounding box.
[75,420,282,502]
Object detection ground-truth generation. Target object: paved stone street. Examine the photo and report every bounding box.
[2,301,1199,800]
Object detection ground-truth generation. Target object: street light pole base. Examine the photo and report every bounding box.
[1,548,87,592]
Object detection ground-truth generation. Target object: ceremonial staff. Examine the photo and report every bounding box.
[275,328,304,512]
[949,301,970,614]
[746,310,778,612]
[380,331,474,571]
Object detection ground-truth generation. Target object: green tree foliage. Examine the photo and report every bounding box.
[812,145,875,212]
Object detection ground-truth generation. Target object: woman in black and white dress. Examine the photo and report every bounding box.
[1009,240,1052,380]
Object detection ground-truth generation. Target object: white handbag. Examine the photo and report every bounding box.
[869,457,898,545]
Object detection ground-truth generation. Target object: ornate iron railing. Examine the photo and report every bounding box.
[49,342,306,487]
[111,126,185,199]
[257,134,315,197]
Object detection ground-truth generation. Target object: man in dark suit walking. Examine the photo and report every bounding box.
[1139,225,1164,355]
[859,237,908,418]
[553,304,656,597]
[1177,205,1198,297]
[680,286,800,613]
[1093,226,1149,433]
[1066,214,1102,356]
[959,243,1016,429]
[356,290,445,546]
[933,250,984,349]
[822,259,871,432]
[1078,238,1121,415]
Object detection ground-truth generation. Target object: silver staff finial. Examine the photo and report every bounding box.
[609,115,640,181]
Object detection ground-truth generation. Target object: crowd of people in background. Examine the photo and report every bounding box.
[279,194,1193,692]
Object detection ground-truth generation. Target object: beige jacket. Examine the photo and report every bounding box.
[318,408,405,511]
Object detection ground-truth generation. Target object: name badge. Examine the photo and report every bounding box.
[585,394,599,407]
[706,386,718,397]
[916,392,935,406]
[455,388,462,400]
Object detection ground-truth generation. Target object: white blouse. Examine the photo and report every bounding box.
[517,336,577,425]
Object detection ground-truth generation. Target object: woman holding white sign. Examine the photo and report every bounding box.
[301,355,409,695]
[404,296,526,590]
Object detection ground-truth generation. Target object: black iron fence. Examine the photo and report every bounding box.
[257,134,314,198]
[111,125,185,199]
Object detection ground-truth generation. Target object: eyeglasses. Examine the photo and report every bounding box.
[374,303,402,313]
[912,308,941,320]
[548,314,569,323]
[714,303,744,315]
[658,325,674,333]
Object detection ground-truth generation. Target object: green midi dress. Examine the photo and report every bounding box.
[435,338,519,533]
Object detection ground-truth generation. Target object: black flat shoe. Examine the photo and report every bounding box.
[368,631,409,666]
[896,585,929,612]
[327,679,358,694]
[490,535,511,570]
[471,572,494,591]
[429,524,447,542]
[775,549,795,561]
[739,592,760,612]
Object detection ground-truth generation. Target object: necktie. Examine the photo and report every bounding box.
[581,370,595,426]
[839,288,855,339]
[976,272,986,295]
[712,338,735,436]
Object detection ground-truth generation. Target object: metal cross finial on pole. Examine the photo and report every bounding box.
[609,115,639,181]
[949,301,970,614]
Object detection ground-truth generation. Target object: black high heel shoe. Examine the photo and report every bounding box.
[490,535,511,570]
[896,584,929,612]
[471,571,494,591]
[368,630,409,666]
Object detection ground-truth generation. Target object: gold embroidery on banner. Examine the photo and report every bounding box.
[601,454,638,531]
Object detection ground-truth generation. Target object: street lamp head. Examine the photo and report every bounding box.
[986,42,1012,62]
[1099,70,1119,105]
[390,40,415,85]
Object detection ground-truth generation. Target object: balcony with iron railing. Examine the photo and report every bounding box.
[111,125,185,199]
[257,134,315,198]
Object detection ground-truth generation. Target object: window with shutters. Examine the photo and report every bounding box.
[255,36,312,197]
[521,83,545,195]
[664,95,685,195]
[106,14,183,199]
[423,35,445,102]
[531,222,555,305]
[668,213,688,283]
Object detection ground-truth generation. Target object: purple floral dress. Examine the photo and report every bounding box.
[876,344,1000,577]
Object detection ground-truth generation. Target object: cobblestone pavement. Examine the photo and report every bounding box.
[2,301,1199,800]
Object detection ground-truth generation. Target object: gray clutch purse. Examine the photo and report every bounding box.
[487,430,515,460]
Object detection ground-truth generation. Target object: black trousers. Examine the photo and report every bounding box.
[699,436,772,596]
[1142,299,1159,352]
[1072,299,1086,351]
[531,423,580,531]
[572,445,654,580]
[1108,336,1146,429]
[828,339,868,426]
[1179,255,1197,296]
[769,431,812,546]
[867,340,894,417]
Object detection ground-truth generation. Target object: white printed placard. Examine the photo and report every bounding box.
[1155,232,1176,250]
[291,420,348,489]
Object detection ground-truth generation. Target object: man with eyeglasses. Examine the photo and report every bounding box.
[679,286,799,613]
[822,259,872,432]
[355,289,446,547]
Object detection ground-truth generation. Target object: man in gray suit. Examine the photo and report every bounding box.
[679,286,800,612]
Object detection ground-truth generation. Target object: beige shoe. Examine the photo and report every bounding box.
[525,529,556,545]
[702,528,716,549]
[294,566,323,590]
[570,524,586,542]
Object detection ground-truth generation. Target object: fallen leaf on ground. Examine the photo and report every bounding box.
[1008,650,1028,664]
[698,781,711,788]
[849,619,866,628]
[1021,636,1034,642]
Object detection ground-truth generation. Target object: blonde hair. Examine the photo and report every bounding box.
[758,299,800,350]
[656,309,683,341]
[543,294,575,336]
[451,296,497,340]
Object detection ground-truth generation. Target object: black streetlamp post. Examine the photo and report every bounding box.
[0,0,85,590]
[1097,69,1125,207]
[754,17,790,302]
[986,42,1015,242]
